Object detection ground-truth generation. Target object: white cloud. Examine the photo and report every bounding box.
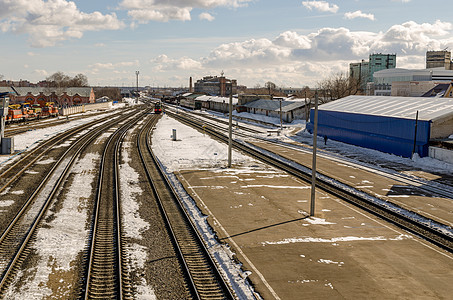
[199,12,215,21]
[120,0,252,23]
[302,1,339,13]
[151,54,203,70]
[89,60,140,73]
[0,0,125,47]
[33,69,48,76]
[344,10,375,21]
[150,20,453,87]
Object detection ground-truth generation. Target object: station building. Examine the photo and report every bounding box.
[306,95,453,158]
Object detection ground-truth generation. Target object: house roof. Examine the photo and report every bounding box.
[317,95,453,122]
[195,95,238,105]
[242,99,307,112]
[0,87,92,97]
[421,83,450,97]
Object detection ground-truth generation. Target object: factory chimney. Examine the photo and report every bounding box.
[189,77,193,93]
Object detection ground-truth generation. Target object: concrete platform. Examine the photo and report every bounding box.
[177,161,453,299]
[251,141,453,227]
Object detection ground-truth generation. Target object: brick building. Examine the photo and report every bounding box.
[194,74,237,97]
[0,87,95,106]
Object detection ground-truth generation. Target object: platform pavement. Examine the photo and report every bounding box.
[176,160,453,299]
[250,140,453,228]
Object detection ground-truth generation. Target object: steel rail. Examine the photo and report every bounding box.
[0,108,133,296]
[0,107,137,194]
[82,110,147,300]
[137,114,235,299]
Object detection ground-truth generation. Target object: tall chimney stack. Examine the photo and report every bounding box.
[189,77,193,93]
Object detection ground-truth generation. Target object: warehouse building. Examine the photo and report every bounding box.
[306,95,453,158]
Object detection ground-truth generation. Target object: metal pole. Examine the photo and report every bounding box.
[411,110,419,159]
[310,91,319,217]
[135,71,139,104]
[228,94,233,168]
[279,99,282,130]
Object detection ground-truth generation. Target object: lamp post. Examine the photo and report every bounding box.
[310,90,319,217]
[228,93,233,168]
[135,71,139,104]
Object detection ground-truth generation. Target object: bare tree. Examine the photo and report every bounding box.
[46,72,89,88]
[69,73,89,87]
[94,87,121,101]
[316,72,361,103]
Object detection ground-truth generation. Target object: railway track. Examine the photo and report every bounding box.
[80,110,148,299]
[0,108,142,297]
[137,114,235,299]
[0,107,137,195]
[166,110,453,253]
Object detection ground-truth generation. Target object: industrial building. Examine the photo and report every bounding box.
[426,50,453,69]
[306,95,453,158]
[193,74,237,97]
[0,86,95,106]
[240,99,308,123]
[371,68,453,96]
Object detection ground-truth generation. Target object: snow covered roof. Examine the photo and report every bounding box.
[195,95,238,105]
[318,95,453,122]
[243,99,307,112]
[0,87,92,97]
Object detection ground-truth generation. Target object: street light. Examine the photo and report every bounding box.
[135,71,139,104]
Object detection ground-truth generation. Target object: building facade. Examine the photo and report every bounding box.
[426,50,453,69]
[349,60,369,91]
[371,68,453,96]
[194,75,237,97]
[349,54,395,92]
[368,53,396,83]
[0,87,95,106]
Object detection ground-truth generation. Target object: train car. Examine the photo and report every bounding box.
[154,102,162,114]
[46,102,58,117]
[179,98,202,110]
[32,103,42,119]
[21,102,37,120]
[6,108,24,123]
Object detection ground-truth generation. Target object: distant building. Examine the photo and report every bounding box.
[0,86,95,106]
[368,53,396,82]
[372,68,453,96]
[426,50,453,69]
[194,74,237,97]
[349,54,395,92]
[349,60,370,91]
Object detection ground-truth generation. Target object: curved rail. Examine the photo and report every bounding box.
[0,107,137,194]
[81,110,146,299]
[0,109,138,296]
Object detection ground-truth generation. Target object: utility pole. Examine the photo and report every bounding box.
[411,110,419,159]
[310,91,319,217]
[279,98,282,130]
[135,71,139,104]
[228,93,233,168]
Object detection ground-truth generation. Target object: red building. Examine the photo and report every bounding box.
[0,87,95,106]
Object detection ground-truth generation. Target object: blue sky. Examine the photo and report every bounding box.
[1,0,453,88]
